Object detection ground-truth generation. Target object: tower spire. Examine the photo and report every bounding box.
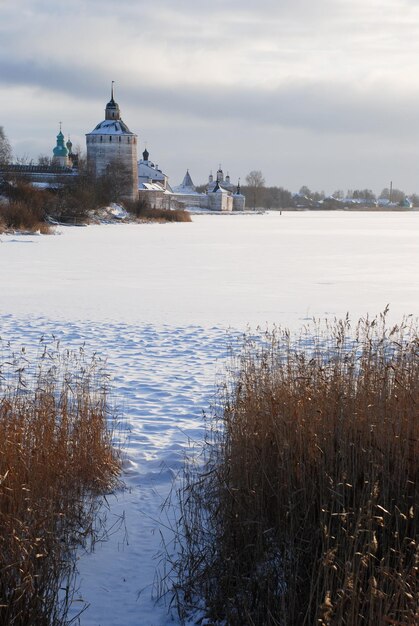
[105,82,120,120]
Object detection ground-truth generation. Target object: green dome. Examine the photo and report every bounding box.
[53,129,68,158]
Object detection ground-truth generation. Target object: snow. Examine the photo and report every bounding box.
[0,211,418,625]
[88,119,134,135]
[107,203,129,219]
[2,212,418,327]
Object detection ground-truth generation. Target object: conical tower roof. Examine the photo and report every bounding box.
[181,169,195,190]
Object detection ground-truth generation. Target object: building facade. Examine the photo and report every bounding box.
[171,166,245,211]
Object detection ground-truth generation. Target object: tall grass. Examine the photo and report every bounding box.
[172,314,418,625]
[125,198,192,222]
[0,342,121,625]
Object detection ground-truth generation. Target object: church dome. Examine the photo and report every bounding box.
[53,129,68,157]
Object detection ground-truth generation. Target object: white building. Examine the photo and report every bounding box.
[86,85,138,201]
[172,170,208,209]
[172,166,246,212]
[138,148,170,191]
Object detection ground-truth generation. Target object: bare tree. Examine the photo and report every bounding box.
[299,185,311,198]
[245,170,265,209]
[379,187,405,203]
[38,155,52,166]
[352,189,376,201]
[0,127,12,165]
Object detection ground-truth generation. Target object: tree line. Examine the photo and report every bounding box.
[242,171,419,209]
[2,128,419,212]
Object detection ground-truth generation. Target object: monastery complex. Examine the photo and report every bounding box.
[8,85,245,212]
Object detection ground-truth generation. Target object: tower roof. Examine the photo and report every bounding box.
[105,81,121,120]
[180,169,195,190]
[88,119,134,135]
[53,126,68,158]
[87,83,136,136]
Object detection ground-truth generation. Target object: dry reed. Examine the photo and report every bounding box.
[0,341,121,625]
[172,313,418,625]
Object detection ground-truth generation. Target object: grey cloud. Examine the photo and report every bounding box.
[3,0,419,193]
[133,82,419,139]
[2,53,418,141]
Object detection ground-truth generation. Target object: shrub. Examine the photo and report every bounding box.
[125,198,191,222]
[0,342,121,625]
[172,314,418,625]
[142,207,191,222]
[0,201,51,232]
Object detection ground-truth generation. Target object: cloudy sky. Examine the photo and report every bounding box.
[2,0,419,193]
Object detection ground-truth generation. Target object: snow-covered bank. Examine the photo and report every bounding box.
[0,212,418,625]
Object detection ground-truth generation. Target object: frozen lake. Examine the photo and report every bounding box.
[2,211,418,327]
[0,211,418,625]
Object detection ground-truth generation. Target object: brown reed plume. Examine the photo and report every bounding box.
[0,341,121,625]
[172,313,418,625]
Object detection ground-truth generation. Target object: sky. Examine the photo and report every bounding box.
[1,0,419,193]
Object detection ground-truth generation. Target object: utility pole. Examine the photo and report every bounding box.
[389,180,393,203]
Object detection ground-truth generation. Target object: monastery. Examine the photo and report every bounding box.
[85,86,245,211]
[0,86,246,211]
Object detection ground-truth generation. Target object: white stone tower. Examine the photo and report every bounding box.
[86,83,138,201]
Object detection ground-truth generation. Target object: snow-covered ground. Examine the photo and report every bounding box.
[1,212,418,625]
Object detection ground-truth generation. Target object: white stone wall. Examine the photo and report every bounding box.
[171,192,208,208]
[138,189,169,209]
[86,134,138,201]
[207,191,233,212]
[233,194,246,211]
